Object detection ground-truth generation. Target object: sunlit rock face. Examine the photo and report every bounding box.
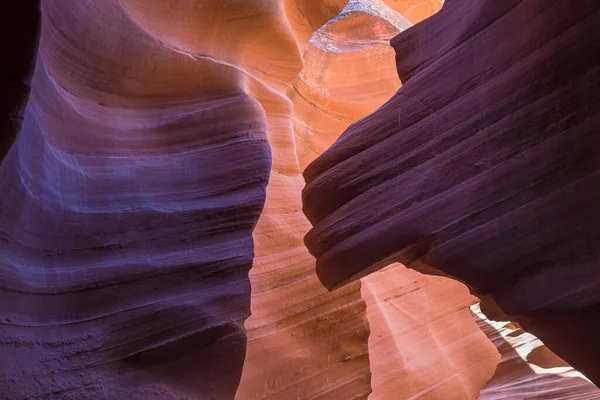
[239,3,431,399]
[303,0,600,387]
[290,0,409,171]
[473,304,600,400]
[236,1,373,398]
[287,3,502,398]
[382,0,443,23]
[363,263,500,399]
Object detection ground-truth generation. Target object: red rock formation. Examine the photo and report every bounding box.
[382,0,442,24]
[303,0,600,387]
[290,0,409,170]
[364,263,500,399]
[237,2,373,398]
[5,0,599,398]
[0,0,361,398]
[287,3,504,397]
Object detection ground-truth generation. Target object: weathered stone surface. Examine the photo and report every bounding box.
[0,1,364,398]
[4,0,599,397]
[303,0,600,386]
[364,263,500,399]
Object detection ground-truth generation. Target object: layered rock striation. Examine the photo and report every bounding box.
[0,0,358,398]
[287,2,504,397]
[4,0,599,398]
[303,0,600,386]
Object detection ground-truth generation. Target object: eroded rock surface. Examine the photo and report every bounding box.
[4,0,599,398]
[382,0,443,24]
[303,0,600,386]
[364,263,500,399]
[473,304,600,400]
[287,3,503,398]
[237,1,374,398]
[0,0,355,398]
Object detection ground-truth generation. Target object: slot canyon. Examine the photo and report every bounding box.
[0,0,599,399]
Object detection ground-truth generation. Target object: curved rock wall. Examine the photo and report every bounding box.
[363,263,500,399]
[236,1,374,398]
[286,2,503,398]
[3,0,599,398]
[290,0,409,171]
[0,0,351,398]
[303,0,600,386]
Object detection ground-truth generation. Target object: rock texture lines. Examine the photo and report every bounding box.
[0,0,347,398]
[2,0,599,398]
[303,0,600,388]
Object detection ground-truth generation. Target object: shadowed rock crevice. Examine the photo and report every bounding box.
[0,0,40,162]
[3,0,599,398]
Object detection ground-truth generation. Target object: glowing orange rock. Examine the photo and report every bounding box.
[383,0,443,23]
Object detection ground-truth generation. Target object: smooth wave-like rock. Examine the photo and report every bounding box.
[303,0,600,386]
[290,0,409,170]
[363,263,500,399]
[287,3,503,398]
[238,2,399,398]
[382,0,443,24]
[5,0,599,398]
[0,0,362,398]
